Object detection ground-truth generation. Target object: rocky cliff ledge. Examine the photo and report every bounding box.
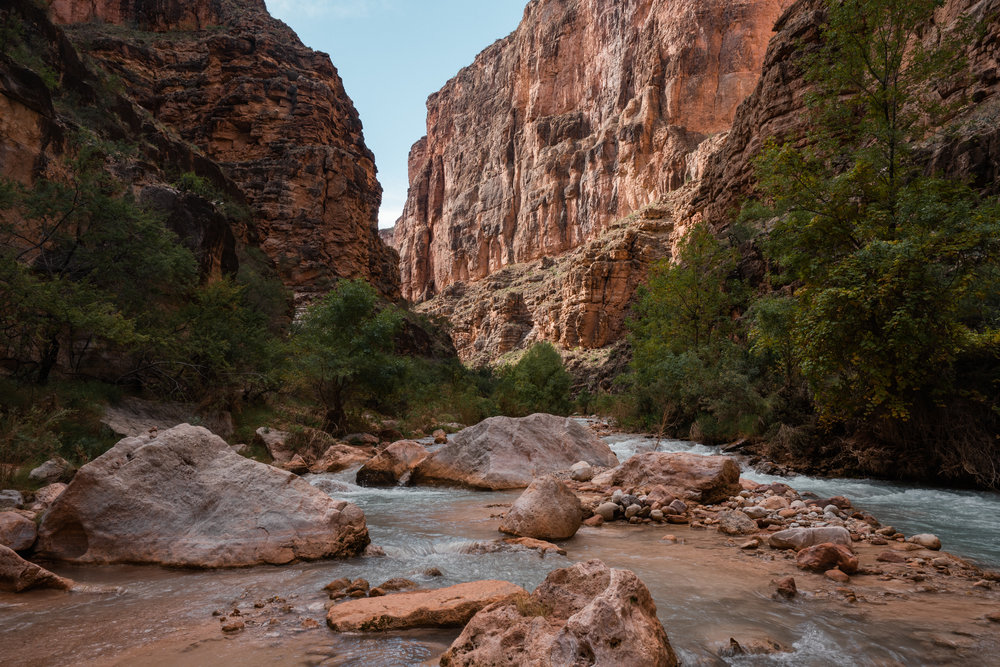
[52,0,399,300]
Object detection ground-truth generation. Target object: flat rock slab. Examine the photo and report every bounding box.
[326,580,527,632]
[595,452,740,504]
[36,424,369,567]
[0,545,73,593]
[412,414,618,490]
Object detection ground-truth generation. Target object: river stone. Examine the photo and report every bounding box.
[796,543,859,574]
[439,559,678,667]
[35,424,370,567]
[356,441,429,487]
[499,476,583,540]
[595,452,740,504]
[28,457,71,485]
[326,580,526,632]
[309,443,375,474]
[718,510,758,536]
[0,490,23,509]
[0,545,73,593]
[769,527,851,551]
[411,414,617,490]
[596,502,619,521]
[743,506,768,520]
[31,483,67,510]
[909,534,942,550]
[0,512,37,551]
[570,461,594,482]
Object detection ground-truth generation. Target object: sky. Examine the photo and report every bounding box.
[265,1,527,229]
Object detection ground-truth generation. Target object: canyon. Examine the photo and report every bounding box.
[389,0,1000,367]
[1,0,398,301]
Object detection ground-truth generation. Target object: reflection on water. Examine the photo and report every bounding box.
[2,430,999,666]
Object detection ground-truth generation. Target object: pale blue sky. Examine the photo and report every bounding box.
[265,1,527,228]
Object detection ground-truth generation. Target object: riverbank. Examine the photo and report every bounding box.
[2,423,1000,665]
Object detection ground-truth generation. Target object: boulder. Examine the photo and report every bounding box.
[356,441,430,487]
[769,527,852,551]
[570,461,594,482]
[31,483,67,510]
[909,534,942,550]
[595,452,740,504]
[412,414,617,490]
[0,512,37,551]
[326,580,526,632]
[0,490,23,509]
[595,502,619,521]
[717,510,758,536]
[35,424,369,567]
[499,476,583,540]
[0,545,73,593]
[28,457,71,484]
[433,429,448,444]
[503,537,567,556]
[439,559,677,667]
[102,396,233,439]
[796,543,859,574]
[254,427,294,463]
[278,454,309,474]
[309,444,375,474]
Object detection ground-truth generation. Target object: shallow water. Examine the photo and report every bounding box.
[2,430,999,665]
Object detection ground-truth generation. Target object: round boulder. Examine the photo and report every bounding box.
[499,476,583,540]
[0,512,37,551]
[717,510,758,536]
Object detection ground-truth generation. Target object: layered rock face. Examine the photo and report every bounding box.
[391,0,792,359]
[52,0,399,300]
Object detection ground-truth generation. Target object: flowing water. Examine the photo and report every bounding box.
[3,430,1000,666]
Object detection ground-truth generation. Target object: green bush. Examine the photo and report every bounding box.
[493,343,572,417]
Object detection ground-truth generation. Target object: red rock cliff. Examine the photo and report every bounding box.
[51,0,400,300]
[392,0,793,303]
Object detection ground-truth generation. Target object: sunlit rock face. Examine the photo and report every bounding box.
[391,0,793,304]
[51,0,400,301]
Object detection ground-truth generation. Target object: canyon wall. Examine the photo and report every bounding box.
[50,0,399,300]
[392,0,793,304]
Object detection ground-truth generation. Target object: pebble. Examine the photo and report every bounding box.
[825,569,850,584]
[973,580,992,589]
[774,576,797,599]
[742,506,768,520]
[624,503,642,519]
[650,509,664,522]
[662,534,678,543]
[221,620,245,633]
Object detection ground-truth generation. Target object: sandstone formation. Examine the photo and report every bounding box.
[0,545,73,593]
[498,476,583,540]
[44,0,398,301]
[0,512,37,551]
[769,526,851,551]
[412,414,618,490]
[35,424,370,567]
[389,0,792,363]
[595,451,741,504]
[439,559,677,666]
[325,580,527,632]
[356,440,430,487]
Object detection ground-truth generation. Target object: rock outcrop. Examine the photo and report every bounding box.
[0,545,73,593]
[44,0,398,301]
[35,424,370,567]
[595,451,741,504]
[356,440,429,487]
[325,580,527,632]
[439,559,677,666]
[499,476,583,540]
[412,413,618,490]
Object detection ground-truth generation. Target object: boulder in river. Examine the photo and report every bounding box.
[499,476,583,540]
[0,512,37,551]
[411,414,618,490]
[356,440,429,487]
[35,424,370,567]
[769,527,852,551]
[796,543,859,574]
[594,452,740,504]
[439,559,677,667]
[309,443,374,474]
[909,534,942,550]
[326,580,526,631]
[0,545,73,593]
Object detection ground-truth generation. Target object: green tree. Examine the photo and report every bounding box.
[495,342,572,416]
[756,0,1000,423]
[290,279,404,433]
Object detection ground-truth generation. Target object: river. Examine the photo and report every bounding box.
[2,429,999,666]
